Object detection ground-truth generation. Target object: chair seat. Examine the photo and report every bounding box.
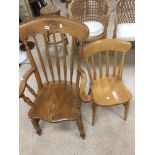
[28,81,81,122]
[84,21,104,37]
[91,77,132,106]
[116,23,135,41]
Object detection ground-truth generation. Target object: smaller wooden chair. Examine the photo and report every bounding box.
[113,0,135,47]
[79,39,132,126]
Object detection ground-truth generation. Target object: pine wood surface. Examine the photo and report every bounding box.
[79,39,132,125]
[19,16,89,138]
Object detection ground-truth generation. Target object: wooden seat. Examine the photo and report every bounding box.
[79,39,132,126]
[29,82,80,122]
[91,77,131,106]
[19,16,89,138]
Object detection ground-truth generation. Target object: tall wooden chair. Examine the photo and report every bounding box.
[69,0,112,42]
[79,39,132,126]
[19,16,89,139]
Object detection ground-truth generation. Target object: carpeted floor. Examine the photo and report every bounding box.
[19,0,135,155]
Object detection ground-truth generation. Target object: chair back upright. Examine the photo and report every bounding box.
[82,39,131,85]
[19,16,89,90]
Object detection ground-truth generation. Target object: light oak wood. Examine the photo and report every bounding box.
[91,77,131,106]
[113,51,117,76]
[26,84,37,97]
[19,16,89,138]
[61,33,67,82]
[33,35,49,83]
[91,56,97,80]
[43,32,55,81]
[70,36,76,84]
[23,40,43,89]
[21,94,34,107]
[83,39,131,58]
[19,67,36,97]
[98,52,102,78]
[85,58,93,85]
[78,68,92,102]
[28,81,81,122]
[79,39,132,125]
[53,33,61,81]
[106,51,110,77]
[124,101,130,121]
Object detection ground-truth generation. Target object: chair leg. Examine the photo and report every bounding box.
[65,35,68,44]
[92,102,97,126]
[31,119,42,135]
[76,118,85,139]
[88,88,92,95]
[124,101,130,121]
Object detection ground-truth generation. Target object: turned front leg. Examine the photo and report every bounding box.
[124,101,130,121]
[31,119,42,135]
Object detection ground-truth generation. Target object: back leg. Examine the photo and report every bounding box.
[76,118,85,139]
[88,88,92,95]
[65,35,68,44]
[123,101,130,121]
[31,119,42,135]
[92,102,97,126]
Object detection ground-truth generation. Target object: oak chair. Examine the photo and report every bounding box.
[79,39,132,126]
[19,16,89,139]
[68,0,112,42]
[113,0,135,47]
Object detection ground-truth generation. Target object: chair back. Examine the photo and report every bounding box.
[82,39,131,85]
[69,0,112,23]
[116,0,135,24]
[19,16,89,90]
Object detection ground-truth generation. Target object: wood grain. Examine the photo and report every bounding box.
[19,16,89,138]
[81,39,132,125]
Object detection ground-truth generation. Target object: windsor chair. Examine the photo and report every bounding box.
[79,39,132,126]
[19,16,89,139]
[113,0,135,47]
[68,0,112,42]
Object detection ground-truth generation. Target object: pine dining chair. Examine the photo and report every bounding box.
[79,39,132,126]
[19,16,89,139]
